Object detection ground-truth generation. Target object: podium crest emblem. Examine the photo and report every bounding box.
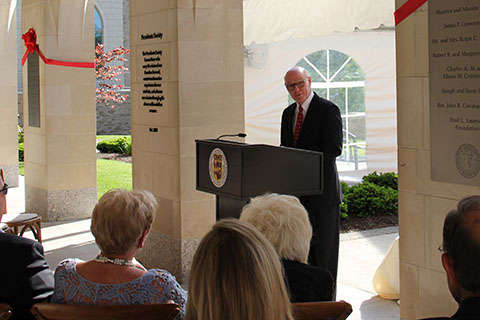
[209,148,228,188]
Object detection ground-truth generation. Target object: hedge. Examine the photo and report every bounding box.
[340,172,398,219]
[18,142,24,162]
[96,136,131,155]
[362,171,398,190]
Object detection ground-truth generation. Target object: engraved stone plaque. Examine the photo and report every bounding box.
[27,51,40,128]
[141,48,164,109]
[429,0,480,185]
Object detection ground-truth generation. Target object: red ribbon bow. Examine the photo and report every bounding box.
[21,28,94,69]
[394,0,428,25]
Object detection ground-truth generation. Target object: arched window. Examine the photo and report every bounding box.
[94,6,103,45]
[295,49,366,171]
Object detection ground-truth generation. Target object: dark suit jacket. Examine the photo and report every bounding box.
[421,297,480,320]
[280,92,343,206]
[282,259,334,303]
[0,232,54,319]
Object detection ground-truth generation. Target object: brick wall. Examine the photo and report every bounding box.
[96,93,131,135]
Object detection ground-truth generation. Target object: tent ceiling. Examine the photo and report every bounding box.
[243,0,395,44]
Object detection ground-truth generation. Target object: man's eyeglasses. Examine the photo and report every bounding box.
[438,244,446,253]
[285,79,306,91]
[0,183,8,195]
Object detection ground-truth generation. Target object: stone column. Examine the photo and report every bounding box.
[0,0,19,187]
[22,0,97,220]
[396,1,480,318]
[130,1,244,282]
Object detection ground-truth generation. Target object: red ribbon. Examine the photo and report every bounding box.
[394,0,428,25]
[21,28,94,68]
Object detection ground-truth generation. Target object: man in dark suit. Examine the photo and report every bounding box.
[422,195,480,320]
[0,176,54,319]
[280,66,343,283]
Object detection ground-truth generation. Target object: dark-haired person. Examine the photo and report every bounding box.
[422,195,480,320]
[0,171,54,319]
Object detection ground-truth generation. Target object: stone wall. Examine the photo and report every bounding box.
[122,0,130,87]
[96,94,131,135]
[396,1,480,318]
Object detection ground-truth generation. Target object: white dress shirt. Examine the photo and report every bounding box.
[292,91,314,134]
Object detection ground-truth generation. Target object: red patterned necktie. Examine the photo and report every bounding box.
[293,106,303,146]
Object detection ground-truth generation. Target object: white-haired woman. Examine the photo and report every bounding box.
[52,189,187,318]
[240,193,334,302]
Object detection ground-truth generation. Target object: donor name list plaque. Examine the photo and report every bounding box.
[141,48,164,109]
[429,0,480,185]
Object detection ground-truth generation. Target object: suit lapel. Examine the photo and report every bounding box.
[286,103,296,145]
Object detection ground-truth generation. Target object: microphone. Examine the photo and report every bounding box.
[215,133,247,140]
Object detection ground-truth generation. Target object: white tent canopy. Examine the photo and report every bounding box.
[242,0,397,173]
[243,0,395,45]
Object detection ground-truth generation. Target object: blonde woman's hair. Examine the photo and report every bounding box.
[240,193,312,263]
[91,189,157,255]
[186,219,294,320]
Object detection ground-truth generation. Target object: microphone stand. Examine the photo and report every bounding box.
[215,133,247,140]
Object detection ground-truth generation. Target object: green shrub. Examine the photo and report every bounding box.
[340,201,348,220]
[18,142,24,162]
[125,141,132,155]
[341,181,350,195]
[96,136,131,155]
[362,171,398,190]
[18,125,24,143]
[345,181,398,217]
[340,181,350,219]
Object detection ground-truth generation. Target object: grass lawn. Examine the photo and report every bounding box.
[96,135,130,142]
[19,161,24,176]
[18,159,132,199]
[96,159,132,199]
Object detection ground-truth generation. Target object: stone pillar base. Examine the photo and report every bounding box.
[0,164,19,187]
[25,185,97,221]
[136,230,201,284]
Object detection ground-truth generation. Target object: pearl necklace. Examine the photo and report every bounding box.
[94,254,135,267]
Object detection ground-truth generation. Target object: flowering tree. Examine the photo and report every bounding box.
[95,43,130,107]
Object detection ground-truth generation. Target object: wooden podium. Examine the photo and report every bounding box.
[196,139,324,220]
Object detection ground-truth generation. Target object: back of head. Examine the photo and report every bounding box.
[240,193,312,263]
[186,219,294,320]
[443,195,480,294]
[91,189,157,255]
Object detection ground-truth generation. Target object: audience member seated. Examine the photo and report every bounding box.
[240,193,334,302]
[422,195,480,320]
[0,174,54,319]
[186,218,294,320]
[51,189,187,318]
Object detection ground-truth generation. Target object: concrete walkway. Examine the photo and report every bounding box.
[7,176,400,319]
[338,229,400,319]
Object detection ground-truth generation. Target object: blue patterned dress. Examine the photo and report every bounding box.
[52,258,187,319]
